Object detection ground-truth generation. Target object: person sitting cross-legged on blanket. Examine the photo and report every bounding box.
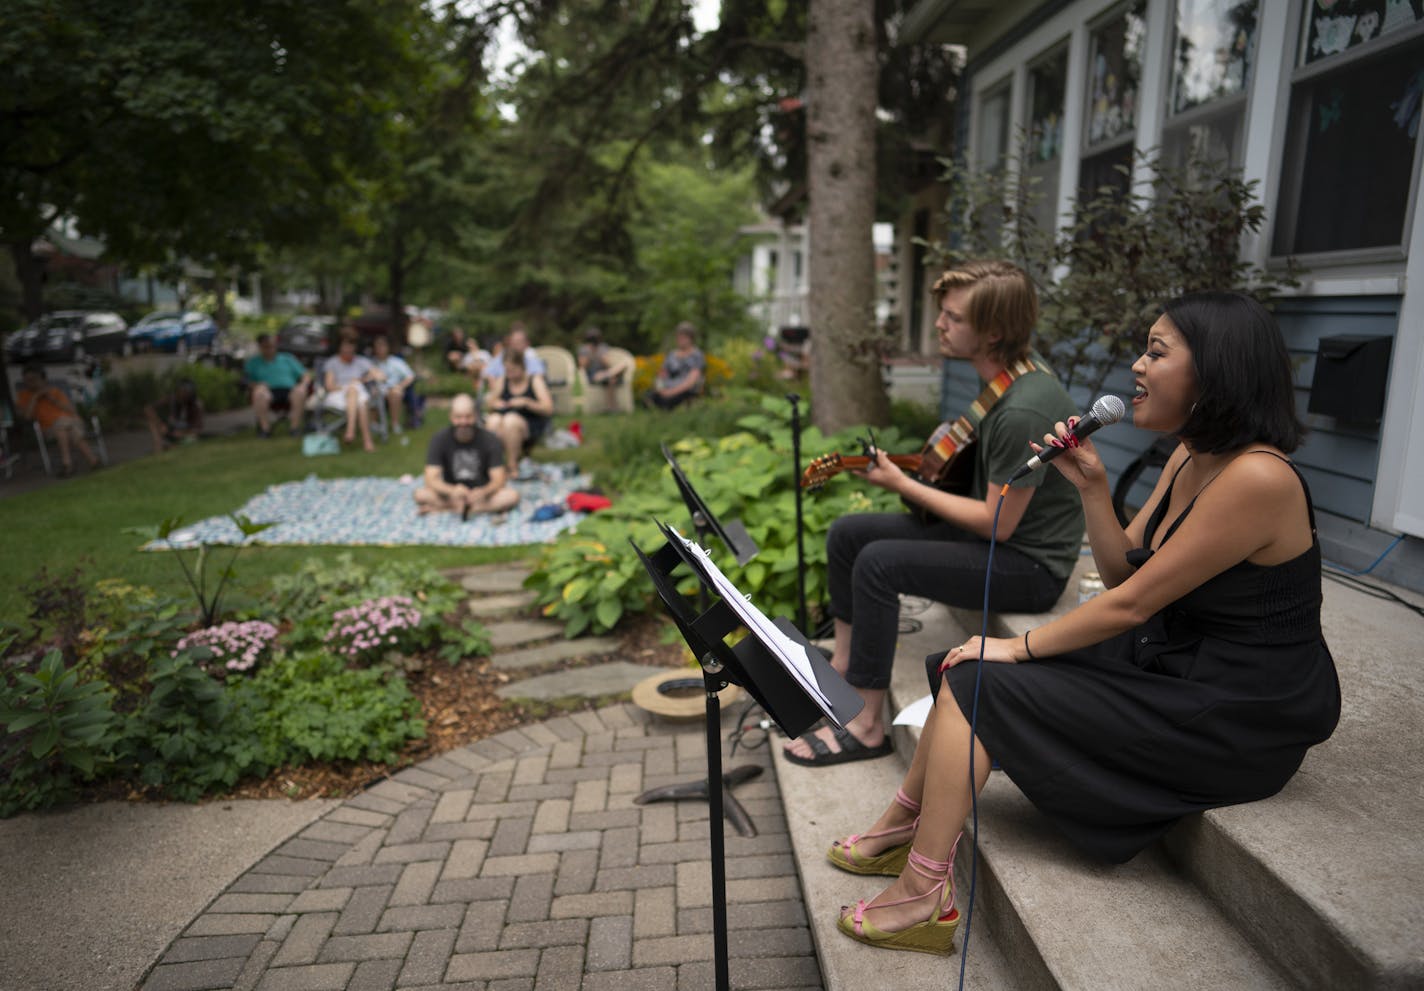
[413,394,520,517]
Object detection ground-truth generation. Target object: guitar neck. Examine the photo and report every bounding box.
[829,454,922,473]
[801,453,923,488]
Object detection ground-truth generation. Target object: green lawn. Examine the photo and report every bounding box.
[0,397,755,625]
[0,421,534,623]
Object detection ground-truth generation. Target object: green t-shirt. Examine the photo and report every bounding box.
[244,351,307,390]
[972,368,1086,581]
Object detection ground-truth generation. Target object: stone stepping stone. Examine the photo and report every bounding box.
[496,661,668,701]
[455,566,531,595]
[491,636,621,671]
[465,590,539,619]
[487,618,565,650]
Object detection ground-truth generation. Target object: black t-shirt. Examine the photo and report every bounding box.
[426,425,504,487]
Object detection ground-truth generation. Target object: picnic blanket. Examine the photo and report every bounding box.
[144,463,594,549]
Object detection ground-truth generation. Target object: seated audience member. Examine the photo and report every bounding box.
[646,321,705,409]
[244,333,312,436]
[461,336,496,386]
[577,327,635,409]
[370,334,421,431]
[776,325,812,380]
[480,322,546,382]
[440,325,474,373]
[144,378,205,454]
[16,364,99,475]
[323,329,382,452]
[413,394,520,516]
[484,350,554,477]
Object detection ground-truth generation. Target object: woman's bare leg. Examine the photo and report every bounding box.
[842,687,991,933]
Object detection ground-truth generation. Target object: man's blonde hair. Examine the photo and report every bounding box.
[931,260,1038,363]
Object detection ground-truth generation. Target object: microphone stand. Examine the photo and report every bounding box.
[788,393,808,633]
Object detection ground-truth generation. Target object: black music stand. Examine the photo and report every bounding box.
[634,446,762,834]
[632,522,862,991]
[661,443,757,567]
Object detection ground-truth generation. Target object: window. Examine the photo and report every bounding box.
[975,78,1013,244]
[1272,13,1424,257]
[1021,45,1069,235]
[1162,0,1259,172]
[1080,2,1147,201]
[976,79,1013,171]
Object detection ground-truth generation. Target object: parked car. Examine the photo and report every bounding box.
[276,315,338,361]
[4,311,129,363]
[127,310,219,354]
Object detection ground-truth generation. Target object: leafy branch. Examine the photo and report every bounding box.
[125,514,276,627]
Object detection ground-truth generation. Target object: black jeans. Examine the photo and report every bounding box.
[827,513,1067,690]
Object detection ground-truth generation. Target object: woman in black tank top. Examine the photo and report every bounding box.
[484,349,554,477]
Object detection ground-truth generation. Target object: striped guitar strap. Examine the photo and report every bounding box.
[915,353,1053,484]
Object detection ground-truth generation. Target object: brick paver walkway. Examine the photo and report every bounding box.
[139,703,821,991]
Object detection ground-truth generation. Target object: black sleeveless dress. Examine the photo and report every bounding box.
[499,377,549,442]
[938,453,1341,863]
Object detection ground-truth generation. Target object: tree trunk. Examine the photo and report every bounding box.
[389,227,407,348]
[805,0,887,433]
[9,240,45,322]
[1,240,46,415]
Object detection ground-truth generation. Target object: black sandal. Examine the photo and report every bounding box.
[783,723,893,767]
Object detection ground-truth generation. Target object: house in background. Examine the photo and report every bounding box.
[737,194,900,364]
[897,0,1424,591]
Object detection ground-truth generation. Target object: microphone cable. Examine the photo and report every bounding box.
[955,480,1010,991]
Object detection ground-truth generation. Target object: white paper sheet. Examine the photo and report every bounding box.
[892,693,934,728]
[668,528,836,717]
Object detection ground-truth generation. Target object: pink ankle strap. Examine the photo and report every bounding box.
[906,848,950,878]
[894,787,922,814]
[849,846,956,936]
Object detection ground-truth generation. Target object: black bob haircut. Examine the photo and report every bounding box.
[1164,291,1304,455]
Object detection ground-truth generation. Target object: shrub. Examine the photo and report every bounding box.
[238,651,425,766]
[96,363,246,426]
[0,650,120,816]
[120,648,258,801]
[417,371,472,398]
[527,393,910,635]
[933,147,1297,394]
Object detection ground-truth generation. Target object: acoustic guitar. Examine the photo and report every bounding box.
[799,355,1050,519]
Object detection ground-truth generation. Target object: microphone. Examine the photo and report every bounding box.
[1009,395,1126,483]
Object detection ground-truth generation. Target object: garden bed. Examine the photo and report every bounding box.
[220,610,684,801]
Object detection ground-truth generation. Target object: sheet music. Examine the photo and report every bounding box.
[668,528,836,716]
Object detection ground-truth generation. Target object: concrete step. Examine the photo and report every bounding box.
[486,617,565,650]
[449,563,532,595]
[1160,579,1424,991]
[490,636,623,671]
[773,743,1017,990]
[495,660,671,702]
[464,589,539,619]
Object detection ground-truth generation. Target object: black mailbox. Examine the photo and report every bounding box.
[1307,334,1392,423]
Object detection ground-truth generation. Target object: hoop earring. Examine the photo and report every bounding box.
[1189,401,1198,415]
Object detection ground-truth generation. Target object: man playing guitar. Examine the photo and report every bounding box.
[784,260,1085,767]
